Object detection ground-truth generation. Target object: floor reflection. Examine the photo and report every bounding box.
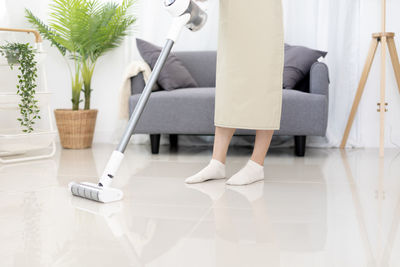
[188,181,280,267]
[340,150,400,267]
[0,159,57,191]
[186,171,327,267]
[2,145,400,266]
[57,148,98,185]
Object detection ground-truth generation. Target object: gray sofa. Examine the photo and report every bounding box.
[130,51,330,157]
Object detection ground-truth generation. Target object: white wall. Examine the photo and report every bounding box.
[1,0,400,147]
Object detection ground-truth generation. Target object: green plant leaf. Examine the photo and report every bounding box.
[26,0,137,110]
[25,9,67,56]
[0,43,40,133]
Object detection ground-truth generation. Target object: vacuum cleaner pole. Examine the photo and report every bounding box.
[117,39,175,153]
[98,14,191,190]
[118,13,192,152]
[69,0,207,203]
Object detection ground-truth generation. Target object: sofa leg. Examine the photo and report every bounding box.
[169,134,178,149]
[150,134,161,154]
[294,136,306,157]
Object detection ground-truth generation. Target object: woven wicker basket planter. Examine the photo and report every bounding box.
[54,109,98,149]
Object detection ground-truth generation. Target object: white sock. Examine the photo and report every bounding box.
[185,159,226,184]
[226,159,264,186]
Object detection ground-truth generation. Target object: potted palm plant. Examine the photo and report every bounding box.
[26,0,136,149]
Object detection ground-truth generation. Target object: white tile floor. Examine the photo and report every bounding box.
[1,144,400,267]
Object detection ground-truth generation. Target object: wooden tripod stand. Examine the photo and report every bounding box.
[340,0,400,157]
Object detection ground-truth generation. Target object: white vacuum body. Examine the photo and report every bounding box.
[68,0,207,204]
[165,0,208,31]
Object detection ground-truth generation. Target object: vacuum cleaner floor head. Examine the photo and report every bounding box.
[69,182,123,203]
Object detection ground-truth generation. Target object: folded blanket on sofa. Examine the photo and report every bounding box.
[119,60,157,119]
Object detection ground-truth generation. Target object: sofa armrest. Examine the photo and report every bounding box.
[310,62,330,96]
[131,72,146,95]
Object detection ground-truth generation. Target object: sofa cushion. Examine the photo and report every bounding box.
[136,38,198,91]
[284,44,327,89]
[130,88,216,134]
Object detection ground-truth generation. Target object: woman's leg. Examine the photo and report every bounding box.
[212,126,236,164]
[226,130,274,185]
[251,130,274,165]
[185,126,236,184]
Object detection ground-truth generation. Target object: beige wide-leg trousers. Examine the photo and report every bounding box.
[214,0,284,130]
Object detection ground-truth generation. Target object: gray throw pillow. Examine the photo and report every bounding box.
[136,38,198,91]
[284,43,327,89]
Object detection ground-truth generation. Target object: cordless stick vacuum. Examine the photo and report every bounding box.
[68,0,208,203]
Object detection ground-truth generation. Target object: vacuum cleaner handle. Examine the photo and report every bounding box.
[165,0,208,32]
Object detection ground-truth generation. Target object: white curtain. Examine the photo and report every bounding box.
[283,0,362,147]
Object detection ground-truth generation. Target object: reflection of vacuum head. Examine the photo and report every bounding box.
[164,0,208,31]
[70,196,124,236]
[70,194,123,216]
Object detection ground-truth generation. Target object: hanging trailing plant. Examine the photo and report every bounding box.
[0,42,40,133]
